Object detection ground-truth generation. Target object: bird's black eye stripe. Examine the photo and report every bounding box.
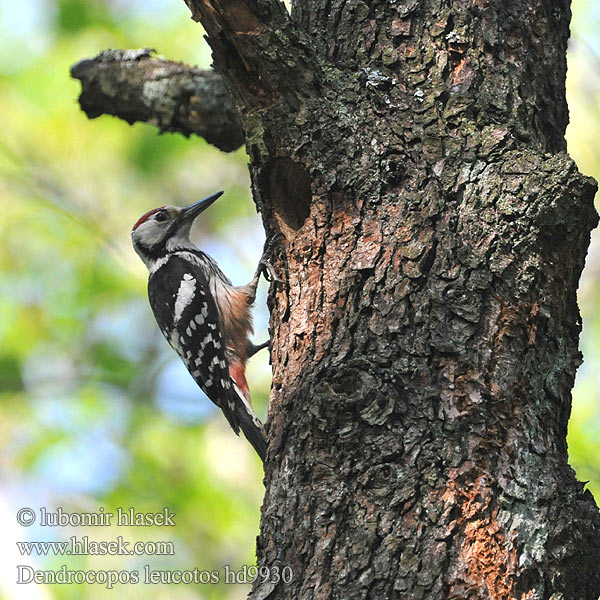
[154,211,169,222]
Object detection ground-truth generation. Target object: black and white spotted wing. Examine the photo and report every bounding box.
[147,255,266,460]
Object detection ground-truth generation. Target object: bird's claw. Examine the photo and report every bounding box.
[247,339,270,358]
[258,259,282,283]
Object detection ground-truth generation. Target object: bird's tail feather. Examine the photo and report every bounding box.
[232,381,267,461]
[227,362,267,461]
[220,383,267,462]
[236,402,268,462]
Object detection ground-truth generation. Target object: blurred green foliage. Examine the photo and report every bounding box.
[0,1,269,598]
[565,0,600,503]
[0,0,598,598]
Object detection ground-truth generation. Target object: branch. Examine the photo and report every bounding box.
[70,49,244,152]
[183,1,320,110]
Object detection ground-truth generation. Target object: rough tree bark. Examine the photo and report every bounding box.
[74,1,600,598]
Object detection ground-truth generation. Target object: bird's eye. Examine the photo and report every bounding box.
[154,211,169,222]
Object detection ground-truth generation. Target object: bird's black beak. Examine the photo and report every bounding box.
[178,191,224,225]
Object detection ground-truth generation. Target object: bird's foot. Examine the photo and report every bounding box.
[247,339,270,358]
[257,259,282,283]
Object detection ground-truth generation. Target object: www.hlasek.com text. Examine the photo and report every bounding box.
[17,536,174,557]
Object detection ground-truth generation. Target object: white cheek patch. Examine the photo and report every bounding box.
[134,220,165,247]
[174,274,196,323]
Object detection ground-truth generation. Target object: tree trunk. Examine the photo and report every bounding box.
[77,0,600,597]
[187,0,600,597]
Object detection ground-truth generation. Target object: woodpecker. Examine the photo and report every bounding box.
[131,191,271,461]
